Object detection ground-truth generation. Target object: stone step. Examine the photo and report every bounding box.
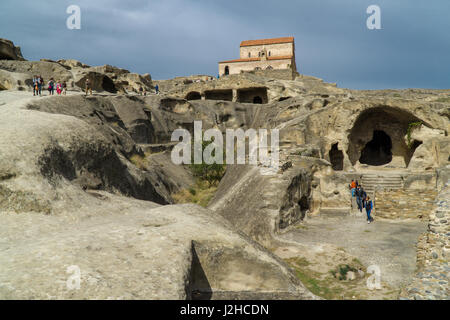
[319,208,350,217]
[361,179,403,183]
[362,180,402,184]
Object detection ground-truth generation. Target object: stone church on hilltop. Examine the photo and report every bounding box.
[218,37,297,77]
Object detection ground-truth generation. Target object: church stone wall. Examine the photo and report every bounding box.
[239,43,294,59]
[219,58,293,76]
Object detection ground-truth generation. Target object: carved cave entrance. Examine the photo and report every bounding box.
[347,107,426,168]
[329,143,344,171]
[237,87,268,104]
[186,91,202,100]
[359,130,393,166]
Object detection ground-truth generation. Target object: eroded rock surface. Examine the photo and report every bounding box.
[0,38,25,61]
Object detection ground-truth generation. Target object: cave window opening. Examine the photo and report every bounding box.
[359,130,393,166]
[253,96,263,104]
[329,143,344,171]
[298,196,309,212]
[186,91,202,101]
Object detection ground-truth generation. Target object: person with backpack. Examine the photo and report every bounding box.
[56,81,62,95]
[349,179,357,197]
[38,75,43,96]
[356,186,364,212]
[361,187,367,208]
[32,75,38,96]
[365,196,374,224]
[48,79,54,95]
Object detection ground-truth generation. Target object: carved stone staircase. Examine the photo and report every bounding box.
[361,173,404,198]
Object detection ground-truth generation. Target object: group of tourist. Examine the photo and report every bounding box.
[32,75,67,96]
[349,180,374,224]
[33,76,160,97]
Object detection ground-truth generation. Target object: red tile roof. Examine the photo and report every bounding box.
[240,37,294,47]
[219,55,293,64]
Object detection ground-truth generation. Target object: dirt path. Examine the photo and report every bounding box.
[274,215,427,299]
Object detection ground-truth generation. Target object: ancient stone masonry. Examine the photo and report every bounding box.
[400,182,450,300]
[218,37,298,77]
[375,189,437,220]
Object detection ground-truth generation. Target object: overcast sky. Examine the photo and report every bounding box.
[1,0,449,89]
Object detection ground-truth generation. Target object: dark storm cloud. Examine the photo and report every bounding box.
[0,0,449,89]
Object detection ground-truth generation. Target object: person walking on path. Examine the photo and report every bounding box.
[85,78,92,96]
[356,186,364,212]
[38,76,43,96]
[349,180,357,197]
[48,79,55,96]
[32,75,38,96]
[362,187,367,207]
[62,81,67,95]
[56,81,62,95]
[155,84,159,95]
[365,196,374,224]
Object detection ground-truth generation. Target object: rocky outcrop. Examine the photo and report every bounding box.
[1,37,449,300]
[0,199,317,300]
[209,165,315,247]
[0,39,25,61]
[0,39,153,94]
[0,92,317,300]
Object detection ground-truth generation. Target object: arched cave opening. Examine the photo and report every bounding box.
[186,91,202,101]
[347,107,428,168]
[237,87,268,104]
[359,130,393,166]
[101,76,117,93]
[329,143,344,171]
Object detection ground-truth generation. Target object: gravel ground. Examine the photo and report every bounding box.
[279,215,427,289]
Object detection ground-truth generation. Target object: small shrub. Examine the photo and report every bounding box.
[189,140,226,187]
[129,152,152,171]
[173,181,218,208]
[331,264,358,281]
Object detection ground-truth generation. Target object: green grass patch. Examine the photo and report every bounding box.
[173,180,218,208]
[129,152,153,171]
